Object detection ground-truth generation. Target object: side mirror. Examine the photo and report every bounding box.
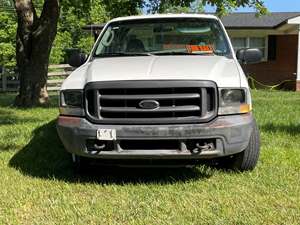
[68,53,87,67]
[236,48,263,64]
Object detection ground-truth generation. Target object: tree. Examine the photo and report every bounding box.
[202,0,267,15]
[103,0,143,18]
[13,0,59,107]
[146,0,266,15]
[0,11,17,68]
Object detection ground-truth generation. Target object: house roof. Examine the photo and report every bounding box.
[221,12,300,29]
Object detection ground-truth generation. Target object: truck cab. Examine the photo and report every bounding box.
[57,14,262,171]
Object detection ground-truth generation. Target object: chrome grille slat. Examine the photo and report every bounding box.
[101,105,200,113]
[100,93,200,100]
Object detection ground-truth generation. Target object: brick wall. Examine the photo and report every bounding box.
[297,80,300,91]
[243,35,298,90]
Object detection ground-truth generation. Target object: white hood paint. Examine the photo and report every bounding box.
[61,56,241,90]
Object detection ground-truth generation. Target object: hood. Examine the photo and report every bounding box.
[85,56,241,88]
[61,55,242,90]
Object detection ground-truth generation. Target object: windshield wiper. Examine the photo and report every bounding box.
[95,52,153,57]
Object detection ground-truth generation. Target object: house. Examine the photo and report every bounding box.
[83,12,300,91]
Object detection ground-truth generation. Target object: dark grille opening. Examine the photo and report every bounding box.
[86,139,217,152]
[86,139,114,152]
[101,112,176,118]
[120,140,180,150]
[100,88,202,95]
[206,88,215,112]
[85,81,217,124]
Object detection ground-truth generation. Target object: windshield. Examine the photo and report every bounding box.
[93,18,231,57]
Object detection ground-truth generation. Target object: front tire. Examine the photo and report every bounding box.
[225,120,260,171]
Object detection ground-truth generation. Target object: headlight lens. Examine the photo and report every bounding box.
[218,89,251,115]
[60,90,84,116]
[61,90,83,107]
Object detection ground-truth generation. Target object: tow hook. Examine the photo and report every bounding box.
[94,143,106,151]
[191,142,214,154]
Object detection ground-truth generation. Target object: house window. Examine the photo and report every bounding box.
[249,38,266,58]
[231,37,267,60]
[232,37,247,52]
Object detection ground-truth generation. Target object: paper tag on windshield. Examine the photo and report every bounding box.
[186,45,214,53]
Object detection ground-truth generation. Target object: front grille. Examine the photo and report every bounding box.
[85,80,217,124]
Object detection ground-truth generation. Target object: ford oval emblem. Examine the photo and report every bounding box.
[138,100,160,110]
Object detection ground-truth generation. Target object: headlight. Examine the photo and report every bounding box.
[59,90,84,116]
[218,88,251,115]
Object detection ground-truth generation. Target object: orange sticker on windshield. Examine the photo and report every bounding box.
[186,45,214,53]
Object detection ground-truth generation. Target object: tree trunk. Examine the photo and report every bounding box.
[14,0,59,107]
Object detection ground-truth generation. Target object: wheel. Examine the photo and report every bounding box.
[72,154,90,173]
[223,120,260,171]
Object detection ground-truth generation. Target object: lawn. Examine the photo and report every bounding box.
[0,90,299,224]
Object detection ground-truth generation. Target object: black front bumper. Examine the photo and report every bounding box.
[56,113,254,160]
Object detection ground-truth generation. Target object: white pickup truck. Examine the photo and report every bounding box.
[57,14,262,171]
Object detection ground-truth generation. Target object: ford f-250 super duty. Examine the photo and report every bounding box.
[57,14,262,171]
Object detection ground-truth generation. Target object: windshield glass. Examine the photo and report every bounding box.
[93,18,231,57]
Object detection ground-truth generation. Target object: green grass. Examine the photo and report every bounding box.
[0,90,299,225]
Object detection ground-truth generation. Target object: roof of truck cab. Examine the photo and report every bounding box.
[109,14,219,23]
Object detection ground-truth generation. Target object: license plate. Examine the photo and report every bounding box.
[96,129,117,140]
